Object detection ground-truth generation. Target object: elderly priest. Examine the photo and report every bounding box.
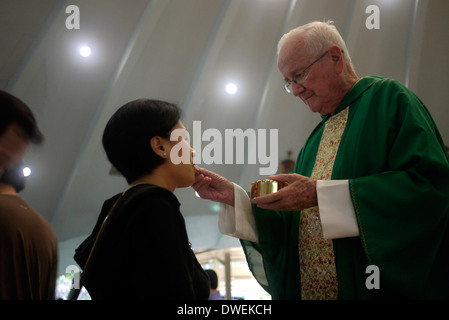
[193,21,449,300]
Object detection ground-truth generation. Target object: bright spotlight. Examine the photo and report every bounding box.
[79,46,92,57]
[22,167,31,177]
[226,83,238,95]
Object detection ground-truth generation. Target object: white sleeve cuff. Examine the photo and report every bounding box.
[317,180,359,239]
[218,183,258,243]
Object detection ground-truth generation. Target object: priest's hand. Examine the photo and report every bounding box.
[251,173,317,211]
[192,166,234,206]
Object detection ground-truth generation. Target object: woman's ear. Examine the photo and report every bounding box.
[150,136,168,158]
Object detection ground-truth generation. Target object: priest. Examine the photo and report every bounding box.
[193,21,449,299]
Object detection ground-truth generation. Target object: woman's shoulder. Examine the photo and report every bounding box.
[122,185,187,237]
[121,184,182,219]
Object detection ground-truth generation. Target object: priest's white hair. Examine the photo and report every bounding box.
[278,20,354,70]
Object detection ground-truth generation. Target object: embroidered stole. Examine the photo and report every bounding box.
[299,107,349,300]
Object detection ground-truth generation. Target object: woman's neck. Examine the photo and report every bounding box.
[131,169,175,192]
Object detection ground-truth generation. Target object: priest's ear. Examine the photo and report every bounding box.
[150,136,168,159]
[328,46,344,74]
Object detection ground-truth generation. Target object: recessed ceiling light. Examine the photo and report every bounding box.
[22,167,31,177]
[79,45,91,57]
[225,83,238,95]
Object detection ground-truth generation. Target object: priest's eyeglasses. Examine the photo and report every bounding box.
[283,51,328,93]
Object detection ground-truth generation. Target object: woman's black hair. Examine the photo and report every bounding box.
[102,99,181,184]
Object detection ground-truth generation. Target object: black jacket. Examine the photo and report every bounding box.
[74,184,210,300]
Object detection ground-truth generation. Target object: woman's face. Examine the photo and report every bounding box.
[166,121,196,188]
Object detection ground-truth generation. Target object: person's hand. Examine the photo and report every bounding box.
[192,166,234,206]
[251,173,317,211]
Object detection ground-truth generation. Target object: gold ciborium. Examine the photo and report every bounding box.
[250,179,288,199]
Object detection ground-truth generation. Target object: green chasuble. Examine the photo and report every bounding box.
[241,76,449,299]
